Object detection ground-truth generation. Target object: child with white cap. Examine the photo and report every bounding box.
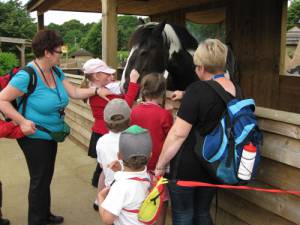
[98,125,152,225]
[81,58,140,191]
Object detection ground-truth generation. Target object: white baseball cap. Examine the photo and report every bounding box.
[83,58,116,74]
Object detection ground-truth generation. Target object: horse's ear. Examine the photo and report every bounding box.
[138,18,145,24]
[151,21,166,37]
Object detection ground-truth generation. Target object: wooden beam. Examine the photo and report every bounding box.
[37,11,44,31]
[279,0,288,75]
[101,0,118,69]
[16,44,26,67]
[0,37,27,44]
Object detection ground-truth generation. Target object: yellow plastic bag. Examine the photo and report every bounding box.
[138,177,168,225]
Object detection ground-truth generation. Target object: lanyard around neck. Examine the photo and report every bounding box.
[212,74,225,80]
[34,60,63,108]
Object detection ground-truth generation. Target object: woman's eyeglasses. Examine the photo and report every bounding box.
[53,50,63,55]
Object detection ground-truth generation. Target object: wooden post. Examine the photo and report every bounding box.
[101,0,117,69]
[279,0,288,75]
[16,44,26,67]
[37,11,44,31]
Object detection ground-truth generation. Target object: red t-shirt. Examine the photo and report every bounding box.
[89,82,139,134]
[130,103,173,171]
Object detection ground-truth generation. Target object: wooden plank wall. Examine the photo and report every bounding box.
[226,0,300,114]
[66,74,300,224]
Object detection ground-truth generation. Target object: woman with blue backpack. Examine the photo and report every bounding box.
[155,39,237,225]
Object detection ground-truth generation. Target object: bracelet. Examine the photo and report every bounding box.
[94,87,99,95]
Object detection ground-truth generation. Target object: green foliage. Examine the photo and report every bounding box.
[287,0,300,30]
[47,20,96,52]
[0,0,35,54]
[0,52,18,75]
[117,51,129,66]
[186,21,225,43]
[80,22,102,57]
[118,15,140,50]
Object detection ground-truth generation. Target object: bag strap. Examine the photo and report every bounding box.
[205,80,233,104]
[205,80,236,168]
[16,66,37,116]
[52,66,62,78]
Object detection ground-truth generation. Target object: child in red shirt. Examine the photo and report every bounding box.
[130,73,173,225]
[81,58,140,207]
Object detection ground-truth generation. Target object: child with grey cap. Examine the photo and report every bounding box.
[94,98,131,210]
[98,125,152,225]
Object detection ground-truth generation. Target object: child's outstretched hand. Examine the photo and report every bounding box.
[129,69,140,83]
[108,160,122,172]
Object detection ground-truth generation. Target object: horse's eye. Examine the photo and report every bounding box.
[139,49,147,56]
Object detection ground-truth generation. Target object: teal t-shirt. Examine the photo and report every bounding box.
[9,62,69,140]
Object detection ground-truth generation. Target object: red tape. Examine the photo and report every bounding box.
[176,181,300,195]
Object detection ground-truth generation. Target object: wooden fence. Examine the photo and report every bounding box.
[65,74,300,225]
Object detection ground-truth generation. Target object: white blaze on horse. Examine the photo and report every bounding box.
[121,22,239,93]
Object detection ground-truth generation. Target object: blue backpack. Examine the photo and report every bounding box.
[194,81,263,185]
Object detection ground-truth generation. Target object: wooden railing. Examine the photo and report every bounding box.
[65,74,300,225]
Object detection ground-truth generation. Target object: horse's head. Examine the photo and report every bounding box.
[121,22,169,92]
[121,22,199,92]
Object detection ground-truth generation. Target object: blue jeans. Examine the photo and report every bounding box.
[168,182,216,225]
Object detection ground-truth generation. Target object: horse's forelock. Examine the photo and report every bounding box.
[129,23,159,48]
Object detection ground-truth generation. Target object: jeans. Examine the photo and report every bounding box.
[18,137,57,225]
[168,182,216,225]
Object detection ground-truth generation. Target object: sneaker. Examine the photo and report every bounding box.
[45,214,64,225]
[0,218,10,225]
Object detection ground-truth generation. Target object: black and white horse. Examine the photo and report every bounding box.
[121,21,239,92]
[121,22,199,91]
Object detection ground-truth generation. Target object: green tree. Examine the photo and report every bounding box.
[0,52,18,75]
[287,0,300,30]
[118,15,140,50]
[0,0,35,53]
[47,20,89,51]
[80,22,102,57]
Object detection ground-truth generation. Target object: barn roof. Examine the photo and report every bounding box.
[70,48,93,57]
[26,0,226,24]
[286,26,300,46]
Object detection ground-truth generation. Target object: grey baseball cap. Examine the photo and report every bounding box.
[119,125,152,162]
[104,99,131,124]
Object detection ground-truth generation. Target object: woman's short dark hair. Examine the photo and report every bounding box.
[32,30,64,58]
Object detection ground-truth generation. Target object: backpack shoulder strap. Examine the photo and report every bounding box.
[205,80,233,104]
[21,66,37,94]
[18,66,38,115]
[52,66,62,78]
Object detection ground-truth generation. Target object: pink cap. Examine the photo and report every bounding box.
[83,58,116,75]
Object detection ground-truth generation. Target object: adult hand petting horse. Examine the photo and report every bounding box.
[171,90,185,101]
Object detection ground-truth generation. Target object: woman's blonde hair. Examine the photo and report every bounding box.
[193,39,228,74]
[80,74,95,88]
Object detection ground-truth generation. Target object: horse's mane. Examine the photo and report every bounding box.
[128,23,159,48]
[169,24,198,52]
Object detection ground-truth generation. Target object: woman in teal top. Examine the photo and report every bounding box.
[0,30,112,225]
